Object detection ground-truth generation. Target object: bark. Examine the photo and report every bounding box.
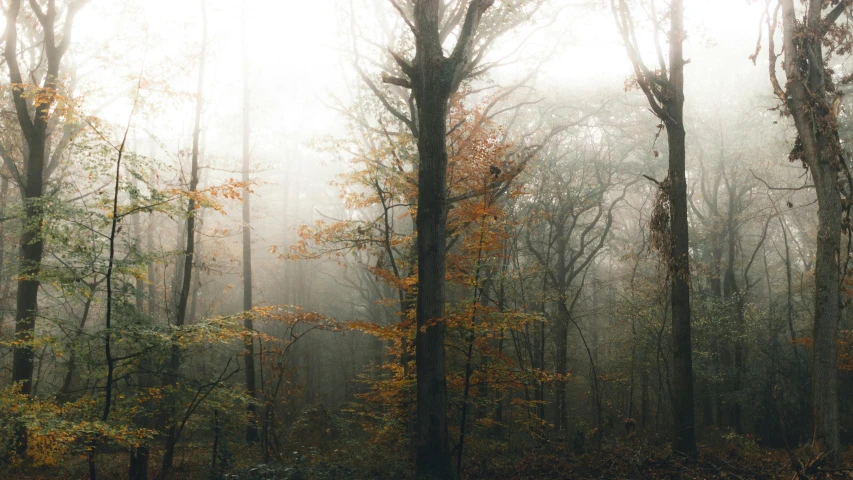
[811,161,841,463]
[667,119,697,455]
[413,86,452,475]
[389,1,494,477]
[771,0,844,465]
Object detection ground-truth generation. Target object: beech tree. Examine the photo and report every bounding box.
[379,1,496,476]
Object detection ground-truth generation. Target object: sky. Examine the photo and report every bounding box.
[66,0,770,152]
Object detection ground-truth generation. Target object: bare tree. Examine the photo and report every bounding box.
[611,0,696,455]
[524,133,630,433]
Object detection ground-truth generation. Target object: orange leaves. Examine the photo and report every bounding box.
[163,178,254,216]
[348,319,413,342]
[791,332,853,372]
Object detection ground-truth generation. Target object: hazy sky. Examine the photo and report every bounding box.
[63,0,773,169]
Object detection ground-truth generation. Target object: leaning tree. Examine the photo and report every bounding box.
[762,0,853,466]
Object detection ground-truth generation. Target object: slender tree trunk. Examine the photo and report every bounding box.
[554,302,568,431]
[59,290,94,402]
[242,0,259,443]
[132,124,157,480]
[162,2,206,473]
[0,175,7,307]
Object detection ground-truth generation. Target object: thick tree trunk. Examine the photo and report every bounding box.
[811,162,841,464]
[665,0,696,456]
[11,129,46,456]
[413,73,453,478]
[387,2,493,476]
[666,119,697,455]
[775,0,842,464]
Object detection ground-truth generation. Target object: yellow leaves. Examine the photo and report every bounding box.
[0,387,155,468]
[129,265,148,280]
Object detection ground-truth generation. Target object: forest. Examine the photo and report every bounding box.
[0,0,851,479]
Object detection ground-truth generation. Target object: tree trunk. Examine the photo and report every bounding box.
[241,0,259,444]
[413,70,453,478]
[774,0,843,465]
[665,0,696,455]
[554,303,568,431]
[667,120,696,455]
[162,2,206,472]
[389,2,494,476]
[612,0,695,455]
[811,161,841,464]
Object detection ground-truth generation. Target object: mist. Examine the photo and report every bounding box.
[0,0,848,479]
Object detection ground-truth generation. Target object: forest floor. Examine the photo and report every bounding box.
[6,437,853,479]
[463,439,853,480]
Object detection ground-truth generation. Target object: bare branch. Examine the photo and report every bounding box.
[381,72,412,89]
[388,0,416,35]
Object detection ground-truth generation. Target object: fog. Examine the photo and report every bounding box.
[0,0,849,478]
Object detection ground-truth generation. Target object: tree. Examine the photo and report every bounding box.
[524,131,633,432]
[380,1,495,476]
[4,0,87,455]
[242,0,260,445]
[762,0,853,466]
[162,0,207,473]
[611,0,697,455]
